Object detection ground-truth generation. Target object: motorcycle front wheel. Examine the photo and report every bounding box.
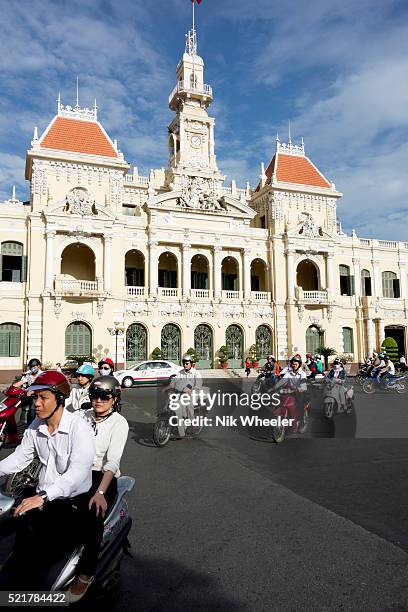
[323,400,336,420]
[4,458,41,498]
[298,408,310,433]
[0,423,7,450]
[362,380,375,394]
[153,417,172,447]
[395,381,407,394]
[272,423,285,444]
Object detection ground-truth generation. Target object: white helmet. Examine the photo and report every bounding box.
[182,354,193,363]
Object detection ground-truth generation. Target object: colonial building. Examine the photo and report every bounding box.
[0,24,407,374]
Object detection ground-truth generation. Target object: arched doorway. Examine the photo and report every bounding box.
[297,260,319,290]
[158,252,178,288]
[61,244,95,280]
[226,324,243,368]
[65,321,92,357]
[194,324,213,368]
[251,259,268,292]
[256,325,273,366]
[222,257,239,291]
[125,250,145,287]
[126,323,147,366]
[191,255,209,290]
[306,325,323,355]
[384,325,406,358]
[161,324,181,363]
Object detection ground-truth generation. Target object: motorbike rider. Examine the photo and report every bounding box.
[97,357,115,376]
[326,359,347,411]
[167,354,203,438]
[68,376,129,603]
[65,364,95,415]
[305,353,317,378]
[275,356,308,434]
[260,355,279,389]
[381,355,395,380]
[0,371,95,589]
[370,353,386,382]
[13,358,43,425]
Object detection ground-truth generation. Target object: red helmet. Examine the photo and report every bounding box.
[98,357,114,369]
[27,370,70,398]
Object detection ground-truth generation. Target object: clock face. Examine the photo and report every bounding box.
[191,135,201,147]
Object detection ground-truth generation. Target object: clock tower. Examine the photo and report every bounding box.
[166,22,225,191]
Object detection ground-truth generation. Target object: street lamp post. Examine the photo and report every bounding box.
[107,321,125,371]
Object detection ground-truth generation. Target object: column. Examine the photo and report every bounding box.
[286,249,295,301]
[103,234,112,293]
[149,240,158,297]
[353,257,361,301]
[213,245,222,298]
[209,122,215,158]
[45,230,56,291]
[399,259,406,299]
[372,257,381,298]
[243,248,251,300]
[326,252,334,299]
[378,318,385,346]
[366,318,375,356]
[182,242,191,298]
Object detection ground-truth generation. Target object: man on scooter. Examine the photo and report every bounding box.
[167,354,202,438]
[326,359,347,411]
[275,356,308,433]
[0,371,95,589]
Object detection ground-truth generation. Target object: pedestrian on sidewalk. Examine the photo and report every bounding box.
[244,357,251,377]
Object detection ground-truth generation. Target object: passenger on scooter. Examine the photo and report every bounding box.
[65,364,95,415]
[0,371,95,589]
[167,354,202,438]
[275,356,308,433]
[326,359,347,411]
[261,355,279,388]
[370,353,386,381]
[68,375,129,603]
[97,358,115,377]
[13,358,43,426]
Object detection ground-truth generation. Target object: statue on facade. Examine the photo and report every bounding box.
[64,187,97,216]
[298,212,319,238]
[177,177,228,212]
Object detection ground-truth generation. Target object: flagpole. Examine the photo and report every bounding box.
[193,0,195,34]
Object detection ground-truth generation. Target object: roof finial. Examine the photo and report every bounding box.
[76,76,79,108]
[57,91,61,113]
[33,126,38,141]
[288,120,292,144]
[12,185,16,201]
[185,0,198,55]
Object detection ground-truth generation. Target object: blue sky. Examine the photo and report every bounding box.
[1,0,407,239]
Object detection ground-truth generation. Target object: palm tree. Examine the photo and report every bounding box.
[318,346,336,371]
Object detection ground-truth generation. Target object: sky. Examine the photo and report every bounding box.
[0,0,407,240]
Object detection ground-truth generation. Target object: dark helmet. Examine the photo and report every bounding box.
[28,358,41,369]
[333,359,341,366]
[89,376,121,410]
[290,355,302,365]
[27,370,70,403]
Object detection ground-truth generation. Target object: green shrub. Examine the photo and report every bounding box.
[381,337,399,363]
[151,347,163,360]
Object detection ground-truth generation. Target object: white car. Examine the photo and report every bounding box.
[114,360,181,388]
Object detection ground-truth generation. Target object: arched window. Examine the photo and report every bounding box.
[126,323,147,366]
[339,265,354,296]
[194,324,213,368]
[161,324,181,363]
[342,327,354,354]
[306,326,323,355]
[361,269,372,297]
[1,242,26,283]
[382,271,400,298]
[0,323,21,357]
[65,322,92,356]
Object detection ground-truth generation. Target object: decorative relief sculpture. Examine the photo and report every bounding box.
[64,187,97,216]
[177,176,228,212]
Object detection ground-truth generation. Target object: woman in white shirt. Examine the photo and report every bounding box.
[68,376,129,603]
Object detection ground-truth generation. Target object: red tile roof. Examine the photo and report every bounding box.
[257,152,332,191]
[40,117,118,158]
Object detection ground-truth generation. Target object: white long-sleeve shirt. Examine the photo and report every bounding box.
[65,385,91,414]
[169,368,203,393]
[83,410,129,477]
[0,409,95,501]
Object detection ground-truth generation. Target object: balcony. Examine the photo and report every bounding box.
[169,80,213,107]
[54,276,103,296]
[222,290,241,301]
[190,289,212,300]
[158,287,180,299]
[297,288,328,304]
[126,286,146,298]
[251,291,270,302]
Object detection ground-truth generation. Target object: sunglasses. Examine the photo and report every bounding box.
[100,366,111,370]
[90,391,114,402]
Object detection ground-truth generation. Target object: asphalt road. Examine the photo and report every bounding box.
[1,381,408,610]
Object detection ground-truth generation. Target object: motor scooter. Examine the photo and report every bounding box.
[323,378,354,419]
[0,464,134,597]
[0,385,25,449]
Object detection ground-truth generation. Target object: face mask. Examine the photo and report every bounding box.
[334,364,341,370]
[99,367,112,376]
